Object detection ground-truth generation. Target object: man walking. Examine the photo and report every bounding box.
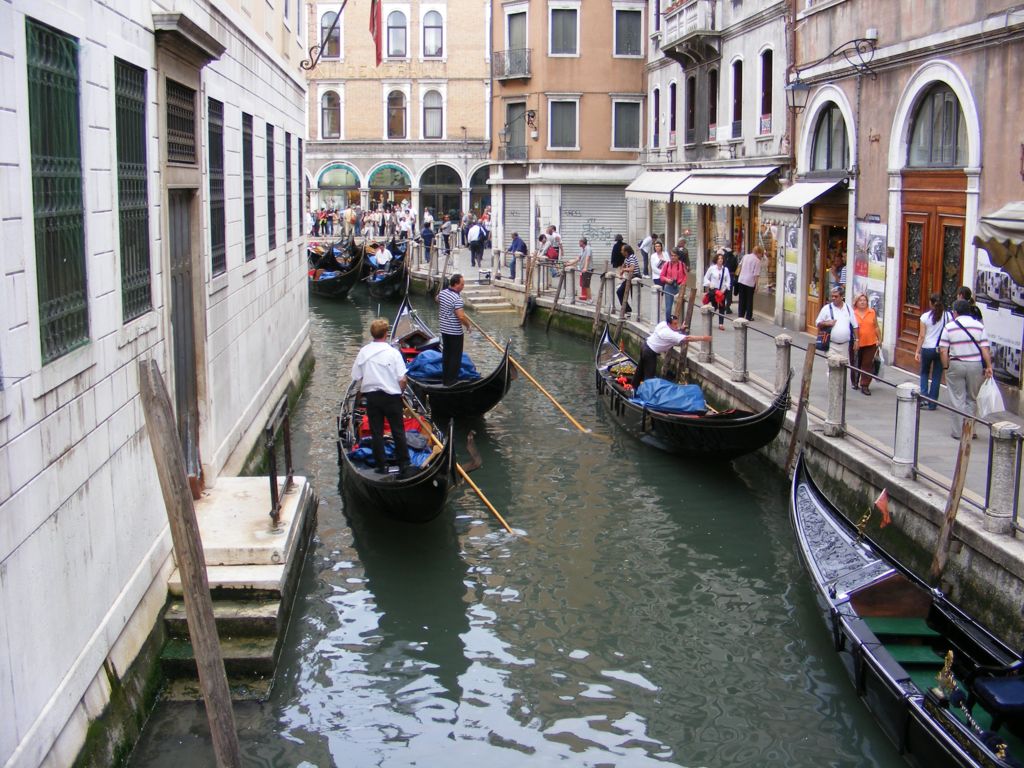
[467,219,487,268]
[351,319,411,477]
[638,232,653,277]
[507,231,526,281]
[939,299,993,438]
[438,274,471,386]
[736,245,764,321]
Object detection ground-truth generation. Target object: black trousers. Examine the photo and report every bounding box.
[364,390,409,470]
[441,332,464,387]
[631,343,658,389]
[736,283,755,320]
[616,280,631,313]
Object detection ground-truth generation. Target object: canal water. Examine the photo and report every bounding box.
[129,292,903,767]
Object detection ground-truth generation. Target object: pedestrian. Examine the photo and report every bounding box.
[507,231,526,281]
[815,286,858,361]
[437,274,471,387]
[440,214,453,257]
[721,247,738,314]
[672,239,690,271]
[659,247,688,322]
[650,240,667,286]
[467,218,487,268]
[616,244,638,316]
[828,251,847,295]
[939,299,993,438]
[350,318,411,477]
[851,292,880,395]
[631,315,711,389]
[420,221,434,263]
[736,245,763,321]
[610,234,625,270]
[914,292,950,410]
[955,286,984,321]
[638,232,653,277]
[702,251,732,330]
[572,237,593,301]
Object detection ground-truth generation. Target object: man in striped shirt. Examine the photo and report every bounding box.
[438,274,471,386]
[939,299,993,438]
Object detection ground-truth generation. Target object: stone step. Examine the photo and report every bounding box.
[163,676,274,703]
[160,635,279,679]
[168,563,287,599]
[163,599,282,639]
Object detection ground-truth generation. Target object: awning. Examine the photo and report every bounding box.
[974,201,1024,285]
[624,170,690,203]
[671,166,779,207]
[759,180,846,224]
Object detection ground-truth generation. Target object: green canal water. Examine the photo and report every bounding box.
[128,292,903,767]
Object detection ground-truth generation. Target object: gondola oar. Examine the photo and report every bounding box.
[467,315,605,440]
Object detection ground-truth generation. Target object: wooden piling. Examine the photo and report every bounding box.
[929,419,975,585]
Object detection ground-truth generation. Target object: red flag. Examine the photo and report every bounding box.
[369,0,382,66]
[874,489,891,528]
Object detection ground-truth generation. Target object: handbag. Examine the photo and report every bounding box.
[701,290,711,305]
[872,347,884,376]
[815,305,834,351]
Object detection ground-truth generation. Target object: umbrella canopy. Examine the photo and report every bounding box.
[974,201,1024,285]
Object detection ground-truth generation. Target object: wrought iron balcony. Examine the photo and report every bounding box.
[661,0,720,66]
[499,144,528,162]
[492,49,531,80]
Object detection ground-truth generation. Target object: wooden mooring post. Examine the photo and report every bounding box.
[785,342,819,474]
[138,360,242,768]
[929,418,975,585]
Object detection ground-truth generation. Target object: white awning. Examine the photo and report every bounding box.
[624,170,690,203]
[671,166,779,207]
[759,180,846,224]
[974,201,1024,285]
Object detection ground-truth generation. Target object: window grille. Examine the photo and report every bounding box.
[208,99,226,274]
[266,124,276,250]
[285,132,293,239]
[166,79,196,164]
[115,59,152,321]
[297,138,303,239]
[243,113,255,261]
[26,18,89,362]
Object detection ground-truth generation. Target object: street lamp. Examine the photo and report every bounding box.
[785,77,811,114]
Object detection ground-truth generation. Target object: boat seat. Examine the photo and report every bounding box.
[971,675,1024,732]
[885,644,944,666]
[863,617,940,639]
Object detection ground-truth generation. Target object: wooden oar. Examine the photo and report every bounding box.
[405,406,516,535]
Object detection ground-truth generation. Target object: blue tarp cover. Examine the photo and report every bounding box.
[632,379,706,413]
[406,349,481,381]
[317,271,339,280]
[347,435,433,467]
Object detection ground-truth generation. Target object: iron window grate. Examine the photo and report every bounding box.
[243,113,255,261]
[285,132,293,240]
[166,79,196,165]
[208,98,226,274]
[266,124,276,251]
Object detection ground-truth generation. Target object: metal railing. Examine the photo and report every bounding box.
[264,390,294,527]
[492,48,531,79]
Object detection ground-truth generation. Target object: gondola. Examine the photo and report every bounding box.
[336,380,457,523]
[593,325,790,459]
[791,453,1024,768]
[308,238,363,299]
[389,295,513,421]
[365,243,409,301]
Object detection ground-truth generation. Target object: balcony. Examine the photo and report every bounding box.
[492,49,531,81]
[660,0,720,67]
[499,144,528,162]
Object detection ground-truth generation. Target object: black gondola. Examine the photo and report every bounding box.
[365,247,409,301]
[308,238,363,299]
[389,296,513,421]
[791,453,1024,768]
[594,325,790,459]
[336,381,457,523]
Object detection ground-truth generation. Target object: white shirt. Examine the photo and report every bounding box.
[468,223,485,244]
[639,235,653,255]
[351,342,407,395]
[920,309,950,349]
[702,264,731,291]
[650,248,666,280]
[815,301,859,344]
[646,322,689,354]
[737,252,762,287]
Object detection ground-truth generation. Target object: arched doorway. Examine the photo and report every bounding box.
[369,163,411,211]
[317,163,360,208]
[420,163,461,221]
[469,165,491,216]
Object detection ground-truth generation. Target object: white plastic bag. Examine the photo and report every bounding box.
[977,377,1004,416]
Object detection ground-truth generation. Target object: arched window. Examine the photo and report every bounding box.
[685,75,696,143]
[811,104,848,171]
[668,82,677,141]
[908,83,966,167]
[423,11,443,58]
[387,11,407,58]
[320,12,340,58]
[387,90,406,139]
[708,69,718,129]
[759,49,773,134]
[423,90,443,139]
[731,60,743,137]
[652,87,660,148]
[321,92,340,139]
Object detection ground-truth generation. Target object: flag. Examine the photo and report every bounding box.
[874,488,891,528]
[369,0,382,66]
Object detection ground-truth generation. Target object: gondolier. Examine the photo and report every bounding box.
[351,319,411,477]
[631,316,710,389]
[438,275,471,386]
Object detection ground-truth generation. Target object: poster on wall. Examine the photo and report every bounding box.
[853,220,888,333]
[783,225,798,313]
[980,303,1024,383]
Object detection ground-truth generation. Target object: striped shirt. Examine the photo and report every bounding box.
[622,251,639,274]
[438,287,465,336]
[939,316,989,362]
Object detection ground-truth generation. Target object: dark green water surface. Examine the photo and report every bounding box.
[129,293,903,767]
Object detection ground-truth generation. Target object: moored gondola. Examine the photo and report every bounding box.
[389,296,513,421]
[365,245,409,301]
[791,453,1024,768]
[336,380,457,523]
[308,238,364,299]
[594,325,790,459]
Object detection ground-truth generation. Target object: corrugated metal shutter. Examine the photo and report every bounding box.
[503,185,530,242]
[560,185,628,271]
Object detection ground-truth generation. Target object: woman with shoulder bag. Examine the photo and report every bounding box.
[702,251,731,330]
[851,293,880,395]
[914,292,948,410]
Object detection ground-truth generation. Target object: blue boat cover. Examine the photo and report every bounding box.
[347,435,434,467]
[632,379,706,413]
[406,349,481,381]
[317,271,339,280]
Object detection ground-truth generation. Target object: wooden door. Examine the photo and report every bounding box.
[169,189,201,479]
[805,226,826,333]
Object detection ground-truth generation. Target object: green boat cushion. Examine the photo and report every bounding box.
[886,644,943,666]
[864,617,940,639]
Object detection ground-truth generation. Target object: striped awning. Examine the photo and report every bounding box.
[671,166,779,207]
[759,180,847,224]
[624,170,690,203]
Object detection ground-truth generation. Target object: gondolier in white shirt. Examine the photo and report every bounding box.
[631,315,711,389]
[437,274,471,387]
[351,318,411,476]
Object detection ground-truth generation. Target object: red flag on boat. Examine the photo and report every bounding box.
[369,0,382,66]
[874,488,891,528]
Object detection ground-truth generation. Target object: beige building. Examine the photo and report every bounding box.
[303,2,491,222]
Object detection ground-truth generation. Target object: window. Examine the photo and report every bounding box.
[321,91,340,138]
[423,90,443,138]
[731,60,743,138]
[507,10,526,49]
[387,90,406,138]
[387,11,407,58]
[811,104,848,171]
[908,83,967,167]
[549,7,577,55]
[652,87,660,148]
[654,0,660,30]
[759,49,773,135]
[614,9,642,56]
[685,75,696,143]
[285,132,293,239]
[297,138,303,238]
[708,68,718,130]
[668,82,677,141]
[166,78,196,164]
[242,112,255,261]
[320,12,340,58]
[114,59,152,322]
[549,99,577,149]
[423,10,443,57]
[26,19,89,362]
[208,99,226,275]
[613,101,640,149]
[266,124,276,251]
